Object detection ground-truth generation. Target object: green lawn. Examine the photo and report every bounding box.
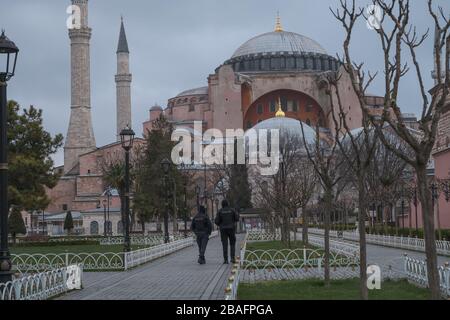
[238,278,430,300]
[11,244,151,255]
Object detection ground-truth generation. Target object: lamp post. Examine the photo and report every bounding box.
[161,158,171,244]
[179,162,188,238]
[103,187,112,235]
[120,126,135,252]
[102,199,107,237]
[107,188,111,235]
[183,177,188,238]
[0,30,19,284]
[42,209,45,235]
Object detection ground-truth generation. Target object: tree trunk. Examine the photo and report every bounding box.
[323,187,332,287]
[302,206,309,245]
[417,165,440,300]
[141,218,146,234]
[357,176,368,300]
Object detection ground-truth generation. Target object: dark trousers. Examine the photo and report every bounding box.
[220,228,236,261]
[196,233,209,258]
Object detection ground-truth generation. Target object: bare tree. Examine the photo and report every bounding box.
[252,133,317,247]
[300,124,346,287]
[331,0,449,299]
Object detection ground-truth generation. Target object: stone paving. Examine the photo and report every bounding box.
[59,234,243,300]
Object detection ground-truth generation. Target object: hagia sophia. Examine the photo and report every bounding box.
[28,0,449,236]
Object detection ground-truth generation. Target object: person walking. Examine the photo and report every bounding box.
[191,205,212,265]
[215,200,239,264]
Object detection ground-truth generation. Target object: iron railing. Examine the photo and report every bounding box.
[0,264,83,300]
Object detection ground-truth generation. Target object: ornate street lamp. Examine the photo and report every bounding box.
[183,176,188,238]
[120,126,135,252]
[0,30,19,284]
[102,186,112,236]
[160,158,171,244]
[102,199,108,237]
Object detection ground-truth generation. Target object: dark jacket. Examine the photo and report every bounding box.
[215,207,239,230]
[191,213,212,236]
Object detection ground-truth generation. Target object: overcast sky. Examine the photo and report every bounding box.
[1,0,448,166]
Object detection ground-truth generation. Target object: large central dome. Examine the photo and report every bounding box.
[232,31,327,59]
[223,16,338,73]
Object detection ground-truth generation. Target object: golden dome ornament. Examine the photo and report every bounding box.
[275,97,285,117]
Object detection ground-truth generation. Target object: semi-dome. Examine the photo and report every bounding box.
[176,86,208,98]
[246,117,316,145]
[232,31,327,59]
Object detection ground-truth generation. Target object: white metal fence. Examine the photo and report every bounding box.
[224,230,361,298]
[0,264,83,300]
[12,252,125,273]
[308,228,450,256]
[99,233,194,246]
[404,255,450,298]
[124,237,194,270]
[12,235,202,273]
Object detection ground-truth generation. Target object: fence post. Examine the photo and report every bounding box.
[444,262,449,297]
[124,252,128,271]
[65,251,69,267]
[403,253,408,275]
[303,246,307,263]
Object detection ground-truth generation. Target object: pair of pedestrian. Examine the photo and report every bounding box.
[190,200,239,265]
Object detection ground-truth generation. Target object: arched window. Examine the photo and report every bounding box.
[90,221,99,235]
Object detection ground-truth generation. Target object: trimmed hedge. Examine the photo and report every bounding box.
[11,240,100,247]
[366,226,450,240]
[307,224,357,231]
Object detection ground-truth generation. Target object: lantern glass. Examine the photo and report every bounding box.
[120,126,135,150]
[0,31,19,82]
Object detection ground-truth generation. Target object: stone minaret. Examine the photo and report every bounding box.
[64,0,96,173]
[115,17,132,140]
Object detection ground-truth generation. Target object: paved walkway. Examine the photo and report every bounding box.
[60,234,243,300]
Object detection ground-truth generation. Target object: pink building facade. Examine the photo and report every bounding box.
[400,105,450,231]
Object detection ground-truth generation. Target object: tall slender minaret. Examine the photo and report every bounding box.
[64,0,96,173]
[115,17,132,140]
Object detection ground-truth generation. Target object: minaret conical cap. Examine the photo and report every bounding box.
[117,16,129,53]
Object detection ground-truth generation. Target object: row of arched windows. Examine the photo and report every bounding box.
[90,221,122,235]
